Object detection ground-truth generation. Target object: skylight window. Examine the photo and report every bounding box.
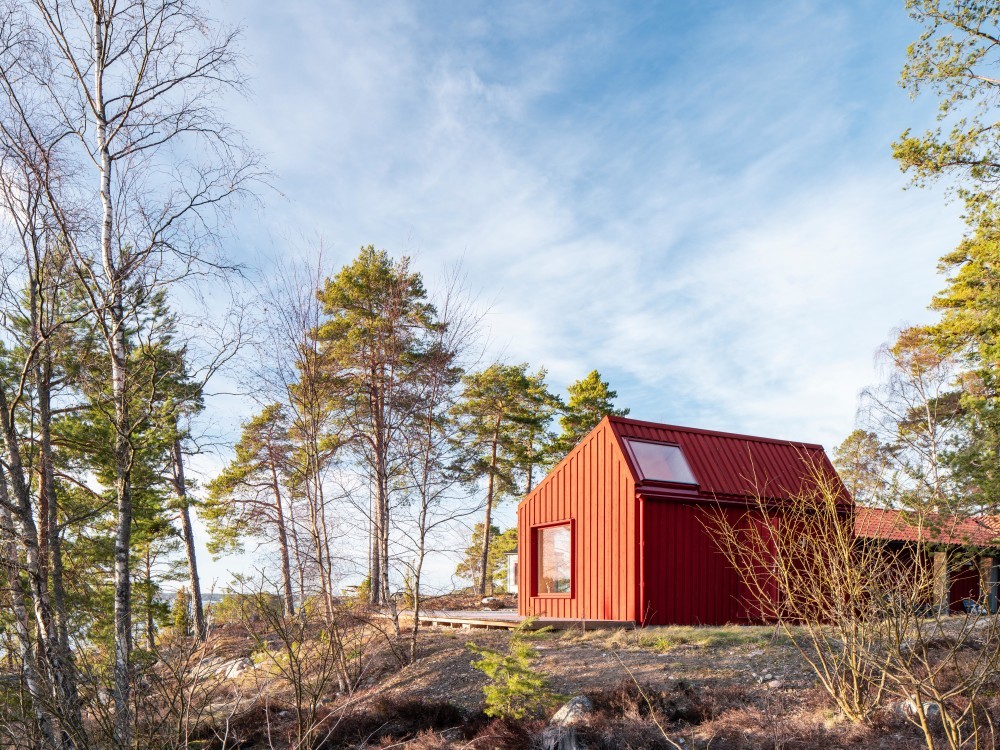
[626,439,697,484]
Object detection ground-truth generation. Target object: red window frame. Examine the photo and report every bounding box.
[531,519,575,599]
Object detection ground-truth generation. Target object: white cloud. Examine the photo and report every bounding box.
[193,0,966,588]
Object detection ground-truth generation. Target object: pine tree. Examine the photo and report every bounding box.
[172,587,192,637]
[552,370,628,460]
[468,620,559,719]
[455,524,518,592]
[453,364,556,595]
[832,430,894,507]
[203,404,298,616]
[893,1,1000,215]
[313,245,441,605]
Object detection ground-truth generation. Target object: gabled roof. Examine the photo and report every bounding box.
[855,507,1000,548]
[606,416,843,502]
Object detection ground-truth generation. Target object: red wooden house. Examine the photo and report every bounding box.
[516,415,845,626]
[855,507,1000,613]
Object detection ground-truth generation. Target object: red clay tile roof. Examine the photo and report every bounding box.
[855,507,1000,547]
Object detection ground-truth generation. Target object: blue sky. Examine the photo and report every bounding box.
[196,0,967,587]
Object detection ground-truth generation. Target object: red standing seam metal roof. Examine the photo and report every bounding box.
[605,416,845,502]
[855,507,1000,547]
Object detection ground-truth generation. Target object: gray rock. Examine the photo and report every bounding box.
[540,726,581,750]
[899,696,940,720]
[215,657,253,680]
[551,695,593,728]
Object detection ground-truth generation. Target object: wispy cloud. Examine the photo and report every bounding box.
[195,0,967,581]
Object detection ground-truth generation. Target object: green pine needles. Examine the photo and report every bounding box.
[467,620,561,719]
[171,587,192,638]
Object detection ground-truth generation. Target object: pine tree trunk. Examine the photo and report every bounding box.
[269,458,295,616]
[478,418,502,597]
[37,378,78,745]
[172,438,205,640]
[286,495,307,607]
[35,319,71,658]
[371,386,388,605]
[145,548,155,652]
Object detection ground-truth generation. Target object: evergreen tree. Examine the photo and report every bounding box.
[552,370,628,460]
[455,524,518,593]
[453,364,556,595]
[515,368,562,493]
[313,245,441,605]
[52,291,194,650]
[203,404,298,616]
[894,1,1000,216]
[920,218,1000,512]
[468,621,559,719]
[172,587,191,638]
[888,6,1000,516]
[832,429,895,507]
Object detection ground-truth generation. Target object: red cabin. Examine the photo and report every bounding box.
[516,416,845,626]
[855,507,1000,613]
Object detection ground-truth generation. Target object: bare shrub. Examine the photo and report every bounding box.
[709,460,1000,750]
[868,602,1000,750]
[708,465,895,723]
[585,680,706,724]
[230,579,411,748]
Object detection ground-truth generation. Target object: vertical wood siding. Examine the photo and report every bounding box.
[517,416,848,625]
[641,501,754,625]
[517,421,638,621]
[950,554,982,611]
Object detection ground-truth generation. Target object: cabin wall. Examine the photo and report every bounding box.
[949,553,983,612]
[517,421,638,621]
[641,500,765,625]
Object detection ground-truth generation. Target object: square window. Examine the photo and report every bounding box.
[626,439,697,484]
[536,524,572,594]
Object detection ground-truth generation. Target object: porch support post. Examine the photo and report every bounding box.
[933,551,950,614]
[979,556,997,613]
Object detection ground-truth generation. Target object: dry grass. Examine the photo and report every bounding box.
[555,623,788,653]
[160,618,997,748]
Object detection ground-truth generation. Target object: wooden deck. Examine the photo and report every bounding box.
[415,609,634,631]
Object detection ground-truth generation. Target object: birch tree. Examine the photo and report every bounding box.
[235,253,340,611]
[398,269,481,659]
[0,2,260,745]
[860,327,965,512]
[0,103,88,746]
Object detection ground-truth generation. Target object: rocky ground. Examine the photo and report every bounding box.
[167,612,971,748]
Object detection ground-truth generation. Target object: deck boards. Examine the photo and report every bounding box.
[415,609,632,631]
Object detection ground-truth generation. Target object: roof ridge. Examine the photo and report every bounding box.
[606,415,825,450]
